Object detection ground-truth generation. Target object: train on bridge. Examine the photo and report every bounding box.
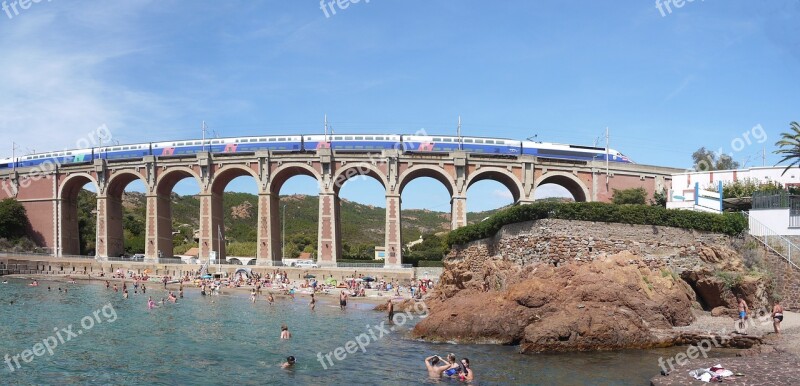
[0,134,632,169]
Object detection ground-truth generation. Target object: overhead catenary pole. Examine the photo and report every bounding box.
[605,127,610,185]
[324,114,328,143]
[457,115,462,151]
[12,142,18,171]
[217,225,222,273]
[202,121,207,152]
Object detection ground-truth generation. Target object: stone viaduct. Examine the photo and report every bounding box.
[0,149,681,267]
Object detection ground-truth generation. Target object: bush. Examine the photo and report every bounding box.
[445,202,748,247]
[0,198,31,240]
[612,187,647,205]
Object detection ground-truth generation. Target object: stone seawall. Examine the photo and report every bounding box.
[0,256,415,282]
[447,218,736,272]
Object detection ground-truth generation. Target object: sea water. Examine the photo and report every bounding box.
[0,278,696,385]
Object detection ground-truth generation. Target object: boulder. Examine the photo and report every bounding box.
[413,251,696,352]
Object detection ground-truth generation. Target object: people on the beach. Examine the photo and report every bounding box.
[310,294,316,310]
[387,299,394,321]
[424,355,451,379]
[340,291,348,310]
[280,324,291,339]
[773,300,784,334]
[281,356,296,369]
[737,295,749,332]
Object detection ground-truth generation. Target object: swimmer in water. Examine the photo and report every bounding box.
[267,293,274,305]
[147,297,156,309]
[280,324,291,340]
[281,356,296,369]
[123,289,129,299]
[424,355,451,379]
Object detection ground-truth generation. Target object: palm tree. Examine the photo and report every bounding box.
[775,121,800,175]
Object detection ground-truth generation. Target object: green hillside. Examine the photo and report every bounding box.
[76,190,503,259]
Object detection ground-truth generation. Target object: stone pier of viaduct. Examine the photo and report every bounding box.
[0,150,681,267]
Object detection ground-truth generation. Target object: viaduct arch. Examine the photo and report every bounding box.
[0,149,679,268]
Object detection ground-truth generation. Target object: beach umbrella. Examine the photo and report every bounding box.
[354,278,364,282]
[362,277,375,282]
[304,274,316,279]
[325,277,337,285]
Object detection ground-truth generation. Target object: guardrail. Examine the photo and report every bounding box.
[0,251,96,259]
[743,211,800,270]
[157,258,185,264]
[336,262,414,269]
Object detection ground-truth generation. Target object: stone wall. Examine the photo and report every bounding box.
[754,238,800,310]
[447,219,736,273]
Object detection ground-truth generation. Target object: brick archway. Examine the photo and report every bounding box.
[535,171,590,202]
[59,173,99,256]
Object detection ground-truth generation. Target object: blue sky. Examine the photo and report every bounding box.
[1,0,799,212]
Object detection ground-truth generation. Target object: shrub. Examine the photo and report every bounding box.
[445,202,748,247]
[612,187,647,205]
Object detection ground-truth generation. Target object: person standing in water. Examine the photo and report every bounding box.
[424,355,451,379]
[267,293,274,305]
[280,324,291,339]
[309,294,316,311]
[339,291,348,310]
[387,299,394,321]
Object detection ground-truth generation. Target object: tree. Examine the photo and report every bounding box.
[612,187,647,205]
[0,198,31,239]
[692,147,740,171]
[775,121,800,175]
[650,188,667,207]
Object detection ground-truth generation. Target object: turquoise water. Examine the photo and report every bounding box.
[1,277,687,385]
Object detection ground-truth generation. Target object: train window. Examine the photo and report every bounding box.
[355,136,363,140]
[269,138,276,142]
[122,147,128,150]
[345,136,353,140]
[433,138,442,142]
[194,141,201,145]
[67,152,72,155]
[365,136,374,140]
[485,140,494,144]
[278,137,285,141]
[443,138,452,142]
[464,139,473,143]
[474,139,484,144]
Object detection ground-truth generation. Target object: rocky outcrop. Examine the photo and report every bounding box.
[413,251,697,352]
[414,219,779,353]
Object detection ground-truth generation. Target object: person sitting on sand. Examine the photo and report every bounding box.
[773,300,784,334]
[424,355,451,379]
[281,356,295,369]
[280,324,291,340]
